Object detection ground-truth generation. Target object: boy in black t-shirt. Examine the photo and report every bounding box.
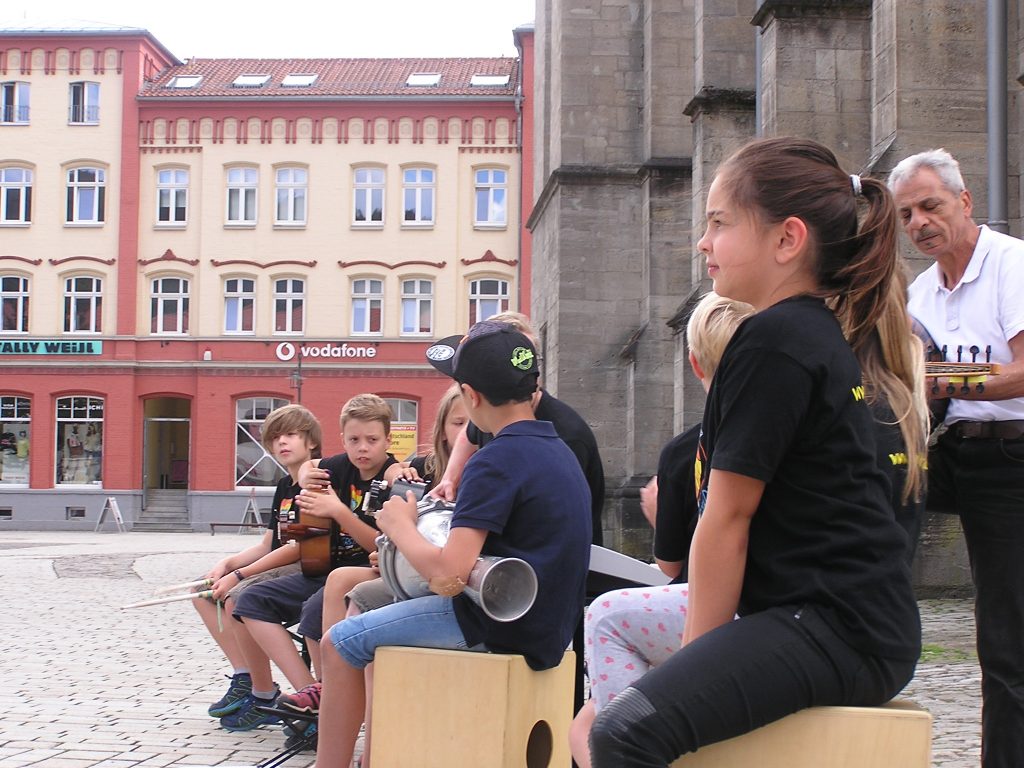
[195,404,321,724]
[311,321,592,768]
[226,394,395,731]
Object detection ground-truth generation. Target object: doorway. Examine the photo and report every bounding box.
[142,397,191,509]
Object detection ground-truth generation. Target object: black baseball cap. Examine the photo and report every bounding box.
[426,320,539,401]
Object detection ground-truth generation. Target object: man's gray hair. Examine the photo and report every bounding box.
[888,148,966,195]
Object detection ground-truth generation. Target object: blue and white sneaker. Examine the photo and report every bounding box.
[220,690,282,731]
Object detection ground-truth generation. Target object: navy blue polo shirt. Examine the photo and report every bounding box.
[450,418,591,670]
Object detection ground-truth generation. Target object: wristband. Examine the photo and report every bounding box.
[233,569,245,582]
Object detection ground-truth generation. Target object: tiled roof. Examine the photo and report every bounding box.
[140,57,519,99]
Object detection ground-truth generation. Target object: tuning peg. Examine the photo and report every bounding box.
[970,345,981,362]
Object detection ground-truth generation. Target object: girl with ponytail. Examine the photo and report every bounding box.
[589,137,922,767]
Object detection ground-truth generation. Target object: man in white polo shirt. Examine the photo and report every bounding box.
[890,148,1024,768]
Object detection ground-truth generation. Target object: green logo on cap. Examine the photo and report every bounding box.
[510,347,534,371]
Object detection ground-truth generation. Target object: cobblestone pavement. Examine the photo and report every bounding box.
[0,531,982,767]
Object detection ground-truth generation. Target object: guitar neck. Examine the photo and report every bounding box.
[925,362,1001,377]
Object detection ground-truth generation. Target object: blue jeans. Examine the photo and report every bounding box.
[929,430,1024,768]
[328,595,479,669]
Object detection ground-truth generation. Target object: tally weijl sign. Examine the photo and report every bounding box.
[275,342,378,361]
[0,340,103,355]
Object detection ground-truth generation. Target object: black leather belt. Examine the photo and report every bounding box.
[949,420,1024,440]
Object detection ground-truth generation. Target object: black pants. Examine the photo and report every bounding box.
[589,604,915,767]
[929,430,1024,768]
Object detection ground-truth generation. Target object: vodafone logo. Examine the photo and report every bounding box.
[275,342,378,361]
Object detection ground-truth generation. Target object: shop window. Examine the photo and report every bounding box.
[385,398,418,460]
[468,278,509,326]
[55,396,103,485]
[1,275,29,332]
[64,275,103,333]
[0,395,30,485]
[236,396,289,487]
[273,278,304,334]
[352,278,383,335]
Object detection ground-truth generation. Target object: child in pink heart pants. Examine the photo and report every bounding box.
[584,584,690,709]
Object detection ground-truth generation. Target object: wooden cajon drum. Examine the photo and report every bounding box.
[371,646,575,767]
[670,699,932,768]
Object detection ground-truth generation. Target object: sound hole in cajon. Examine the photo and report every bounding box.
[525,719,553,767]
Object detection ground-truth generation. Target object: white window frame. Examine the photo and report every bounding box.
[1,81,30,124]
[0,395,31,486]
[55,395,104,486]
[68,81,100,124]
[65,167,105,225]
[150,276,190,335]
[0,167,32,225]
[275,167,308,226]
[353,167,385,226]
[351,278,384,336]
[400,278,433,336]
[474,168,508,228]
[402,167,435,227]
[224,277,256,334]
[273,278,305,335]
[226,166,258,225]
[63,275,103,334]
[156,168,188,226]
[1,275,29,333]
[468,278,510,326]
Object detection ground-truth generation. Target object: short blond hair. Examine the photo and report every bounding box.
[260,404,323,457]
[486,310,536,340]
[686,292,754,380]
[340,393,392,434]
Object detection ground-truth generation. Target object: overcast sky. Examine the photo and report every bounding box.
[1,0,536,59]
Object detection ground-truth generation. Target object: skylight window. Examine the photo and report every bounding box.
[406,73,441,87]
[470,74,510,87]
[232,74,271,88]
[169,75,202,88]
[282,73,318,87]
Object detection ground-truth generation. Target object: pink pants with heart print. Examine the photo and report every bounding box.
[584,583,690,713]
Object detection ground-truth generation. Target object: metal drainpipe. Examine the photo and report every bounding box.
[988,0,1009,233]
[755,0,763,136]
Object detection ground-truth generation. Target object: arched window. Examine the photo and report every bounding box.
[274,278,305,334]
[0,395,31,485]
[157,168,189,225]
[64,275,103,333]
[402,167,435,225]
[468,278,509,326]
[225,277,256,334]
[352,278,384,335]
[150,277,190,334]
[55,396,103,485]
[353,166,385,225]
[1,275,29,333]
[66,167,105,223]
[275,166,308,225]
[401,278,433,335]
[0,167,32,224]
[226,166,258,224]
[236,396,289,487]
[474,167,507,227]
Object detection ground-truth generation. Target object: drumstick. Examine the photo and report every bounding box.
[121,590,214,609]
[154,578,213,595]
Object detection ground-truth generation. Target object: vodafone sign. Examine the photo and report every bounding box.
[275,342,379,361]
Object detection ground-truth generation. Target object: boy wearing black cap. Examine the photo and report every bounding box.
[311,320,593,768]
